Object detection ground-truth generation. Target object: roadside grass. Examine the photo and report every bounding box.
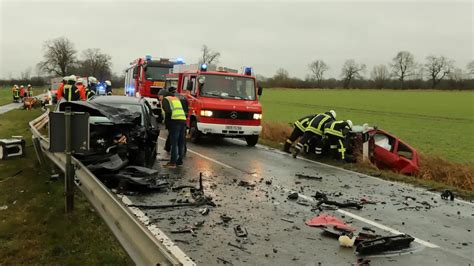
[0,87,48,106]
[260,122,474,199]
[260,88,474,163]
[0,108,131,264]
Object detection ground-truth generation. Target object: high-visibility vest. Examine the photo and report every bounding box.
[63,84,81,101]
[165,96,186,121]
[324,120,350,138]
[294,114,316,132]
[305,113,332,136]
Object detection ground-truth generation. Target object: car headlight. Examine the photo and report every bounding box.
[200,110,213,117]
[253,113,262,120]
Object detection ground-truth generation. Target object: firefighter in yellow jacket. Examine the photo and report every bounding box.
[292,110,336,158]
[283,114,317,153]
[324,120,353,161]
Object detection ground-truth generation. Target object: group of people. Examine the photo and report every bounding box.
[11,84,34,102]
[283,110,354,162]
[55,75,113,102]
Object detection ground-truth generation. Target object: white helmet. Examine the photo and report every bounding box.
[69,75,77,82]
[346,120,353,128]
[329,110,336,119]
[20,85,24,88]
[27,84,31,87]
[76,78,84,85]
[14,85,18,88]
[88,76,97,84]
[105,80,111,86]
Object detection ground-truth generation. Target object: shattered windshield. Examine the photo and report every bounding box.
[200,75,256,100]
[96,103,144,125]
[145,66,170,81]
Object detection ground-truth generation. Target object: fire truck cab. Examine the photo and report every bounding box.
[166,64,263,146]
[124,56,181,100]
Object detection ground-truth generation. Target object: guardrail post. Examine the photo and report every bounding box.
[65,107,74,212]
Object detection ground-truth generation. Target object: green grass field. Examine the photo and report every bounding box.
[260,88,474,163]
[0,109,130,264]
[0,87,48,106]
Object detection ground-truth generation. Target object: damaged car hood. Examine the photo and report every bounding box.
[59,101,141,125]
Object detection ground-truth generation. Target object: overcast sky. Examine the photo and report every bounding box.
[0,0,472,79]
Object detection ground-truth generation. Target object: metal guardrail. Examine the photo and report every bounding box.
[29,110,188,266]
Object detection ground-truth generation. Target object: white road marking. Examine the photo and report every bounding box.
[120,195,196,265]
[158,136,233,169]
[178,141,441,249]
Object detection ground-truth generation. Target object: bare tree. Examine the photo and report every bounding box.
[424,55,454,88]
[78,48,112,80]
[467,60,474,79]
[308,60,329,87]
[274,68,289,81]
[341,59,366,88]
[37,37,77,77]
[200,45,221,65]
[390,51,416,88]
[20,67,32,80]
[371,64,390,89]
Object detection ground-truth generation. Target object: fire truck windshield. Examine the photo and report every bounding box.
[200,75,256,100]
[145,66,170,81]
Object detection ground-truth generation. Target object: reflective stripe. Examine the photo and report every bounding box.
[286,139,293,144]
[338,139,346,160]
[64,84,73,101]
[166,96,186,120]
[306,115,330,136]
[294,117,310,131]
[325,121,346,138]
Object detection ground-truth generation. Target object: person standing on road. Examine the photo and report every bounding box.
[164,87,189,153]
[292,110,336,158]
[158,89,187,168]
[283,114,317,153]
[105,80,112,95]
[324,120,353,161]
[88,76,98,94]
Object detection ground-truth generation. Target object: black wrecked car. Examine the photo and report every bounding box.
[58,96,160,168]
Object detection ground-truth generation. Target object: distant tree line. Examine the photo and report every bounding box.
[260,51,474,90]
[0,37,123,87]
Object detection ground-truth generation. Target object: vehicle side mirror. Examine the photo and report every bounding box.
[258,86,263,96]
[198,76,206,84]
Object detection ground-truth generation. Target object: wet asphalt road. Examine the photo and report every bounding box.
[123,135,474,266]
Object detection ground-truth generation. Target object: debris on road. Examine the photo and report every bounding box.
[220,214,233,223]
[355,258,371,266]
[0,205,8,211]
[234,225,248,237]
[228,242,251,254]
[316,199,363,210]
[305,214,356,232]
[339,234,356,247]
[288,192,299,200]
[295,173,323,180]
[441,190,455,201]
[356,234,415,255]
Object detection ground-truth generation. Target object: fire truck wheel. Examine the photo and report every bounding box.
[190,120,201,143]
[245,135,259,146]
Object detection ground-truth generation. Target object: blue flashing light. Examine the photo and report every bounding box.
[200,63,208,71]
[244,67,252,75]
[176,57,184,64]
[145,55,152,61]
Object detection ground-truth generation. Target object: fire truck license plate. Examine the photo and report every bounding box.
[225,126,242,130]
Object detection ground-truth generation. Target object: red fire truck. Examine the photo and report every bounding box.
[124,56,183,99]
[165,64,263,146]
